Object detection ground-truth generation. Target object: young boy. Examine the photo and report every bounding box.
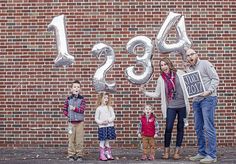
[63,80,86,161]
[138,105,159,161]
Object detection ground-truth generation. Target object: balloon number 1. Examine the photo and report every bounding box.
[48,15,75,67]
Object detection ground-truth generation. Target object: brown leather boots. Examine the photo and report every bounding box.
[162,147,170,159]
[162,147,181,160]
[173,147,181,160]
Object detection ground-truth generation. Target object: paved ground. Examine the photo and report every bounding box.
[0,146,235,164]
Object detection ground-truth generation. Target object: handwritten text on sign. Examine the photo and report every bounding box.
[181,71,205,98]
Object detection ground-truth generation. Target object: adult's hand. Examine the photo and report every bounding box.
[200,90,211,97]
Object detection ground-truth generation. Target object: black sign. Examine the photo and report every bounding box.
[181,70,205,98]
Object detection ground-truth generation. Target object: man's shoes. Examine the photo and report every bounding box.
[200,155,217,163]
[75,156,83,161]
[68,156,75,161]
[189,154,205,161]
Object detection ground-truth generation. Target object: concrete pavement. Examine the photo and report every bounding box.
[0,146,235,164]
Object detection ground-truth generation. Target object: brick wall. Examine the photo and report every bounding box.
[1,0,235,148]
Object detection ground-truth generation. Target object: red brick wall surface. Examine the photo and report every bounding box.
[1,0,235,148]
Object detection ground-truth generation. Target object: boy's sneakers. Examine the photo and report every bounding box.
[68,155,83,161]
[200,155,217,163]
[189,154,205,161]
[75,156,83,161]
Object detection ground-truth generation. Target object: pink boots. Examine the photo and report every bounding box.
[141,154,147,160]
[105,147,114,160]
[141,154,155,160]
[99,147,107,161]
[99,147,114,161]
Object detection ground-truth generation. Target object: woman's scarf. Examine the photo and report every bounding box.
[161,71,176,100]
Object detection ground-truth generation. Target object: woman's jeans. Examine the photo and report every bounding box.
[193,96,217,159]
[164,107,186,147]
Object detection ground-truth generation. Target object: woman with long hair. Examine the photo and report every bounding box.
[141,57,190,160]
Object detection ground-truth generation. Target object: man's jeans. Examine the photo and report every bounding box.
[165,107,186,147]
[193,96,217,159]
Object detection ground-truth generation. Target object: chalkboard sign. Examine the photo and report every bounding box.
[181,70,205,98]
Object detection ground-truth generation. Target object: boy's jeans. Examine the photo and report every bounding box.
[193,96,217,159]
[68,122,84,157]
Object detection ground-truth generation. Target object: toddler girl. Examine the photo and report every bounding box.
[95,92,116,161]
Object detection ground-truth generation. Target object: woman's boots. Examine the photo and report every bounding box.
[162,147,181,160]
[162,147,170,159]
[173,147,181,160]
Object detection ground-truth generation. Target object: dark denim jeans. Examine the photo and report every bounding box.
[193,96,217,159]
[164,107,186,147]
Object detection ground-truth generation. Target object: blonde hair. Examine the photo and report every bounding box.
[96,92,112,108]
[144,104,153,111]
[145,104,153,109]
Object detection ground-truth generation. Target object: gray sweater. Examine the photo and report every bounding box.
[189,59,219,101]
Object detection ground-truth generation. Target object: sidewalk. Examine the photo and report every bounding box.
[0,146,235,164]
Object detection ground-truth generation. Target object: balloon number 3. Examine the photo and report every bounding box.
[48,15,75,67]
[125,36,154,85]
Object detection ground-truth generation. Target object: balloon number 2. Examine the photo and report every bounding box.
[91,43,116,93]
[48,12,191,93]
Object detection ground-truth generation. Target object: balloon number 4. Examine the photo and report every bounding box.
[48,12,192,93]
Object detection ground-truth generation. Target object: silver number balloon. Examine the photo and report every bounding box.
[48,15,75,67]
[125,36,154,84]
[91,43,116,93]
[156,12,192,60]
[176,16,192,60]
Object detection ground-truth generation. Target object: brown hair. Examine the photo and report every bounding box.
[159,57,177,73]
[96,92,112,108]
[72,80,81,87]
